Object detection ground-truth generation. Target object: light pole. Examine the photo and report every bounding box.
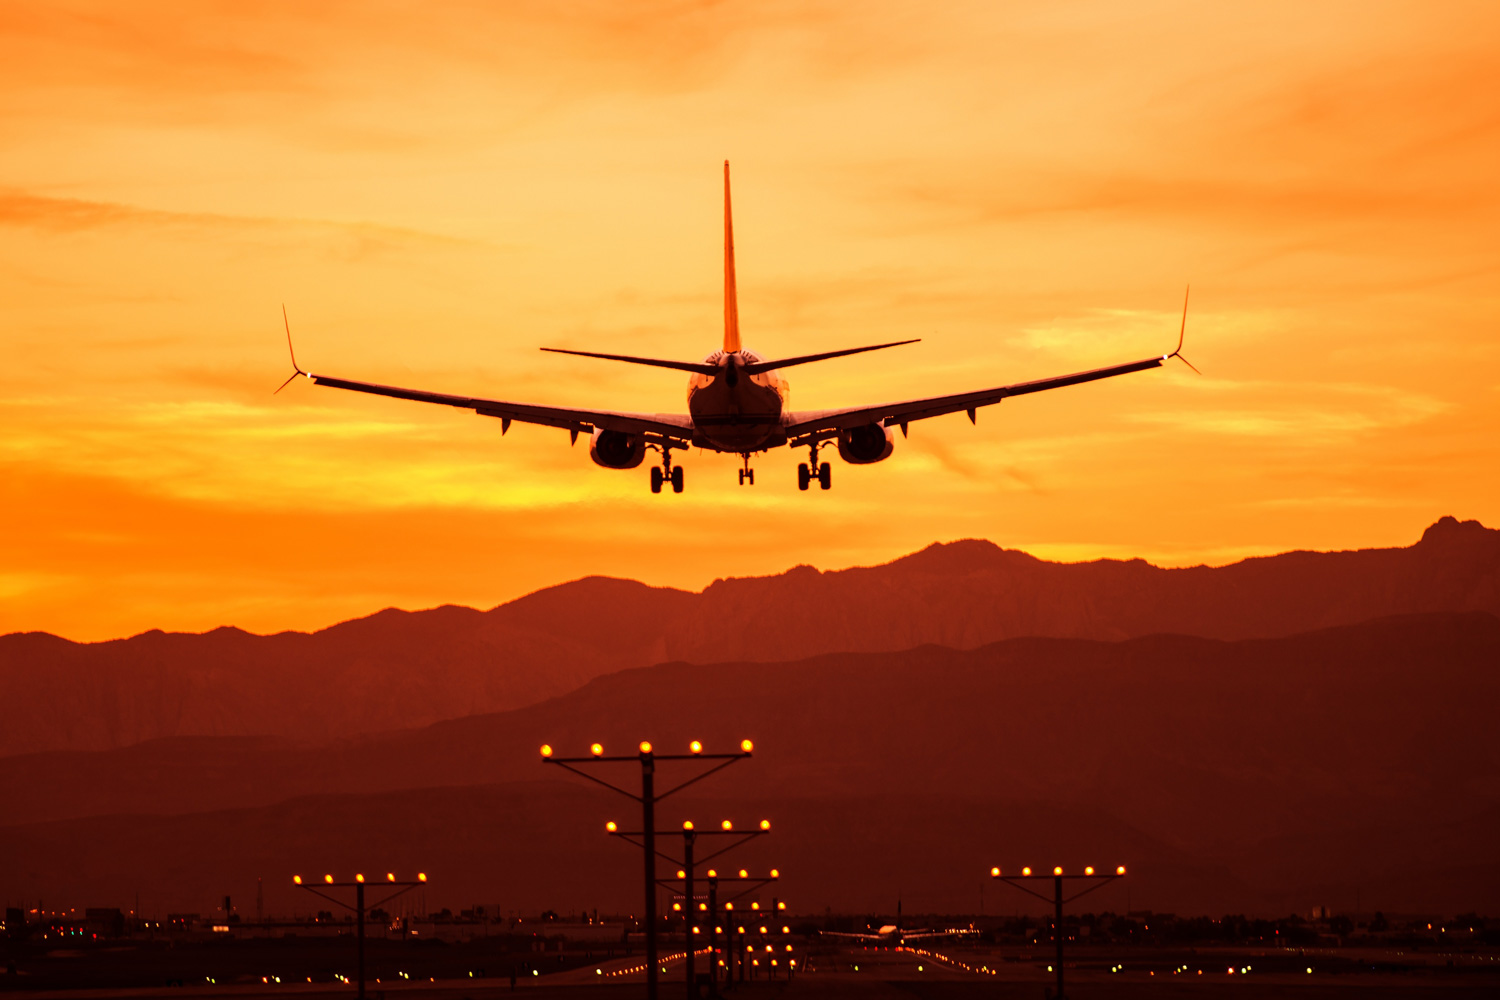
[990,864,1126,1000]
[668,868,785,992]
[609,818,772,998]
[541,738,754,1000]
[292,872,427,1000]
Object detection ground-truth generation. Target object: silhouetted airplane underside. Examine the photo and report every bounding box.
[278,163,1194,493]
[819,924,979,945]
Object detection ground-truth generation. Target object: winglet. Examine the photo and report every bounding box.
[274,304,310,394]
[1165,285,1200,374]
[723,160,741,354]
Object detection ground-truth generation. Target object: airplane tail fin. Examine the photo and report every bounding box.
[723,160,741,354]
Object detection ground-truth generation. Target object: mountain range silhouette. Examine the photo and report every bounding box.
[2,517,1496,916]
[3,516,1495,755]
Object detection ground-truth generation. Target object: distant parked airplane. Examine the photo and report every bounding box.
[278,162,1194,493]
[819,902,977,945]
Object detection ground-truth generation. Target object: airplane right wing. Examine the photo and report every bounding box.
[782,353,1170,442]
[783,288,1195,443]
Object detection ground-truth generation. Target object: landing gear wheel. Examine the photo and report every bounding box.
[818,463,832,490]
[671,465,684,493]
[650,466,664,493]
[739,468,756,486]
[797,463,811,491]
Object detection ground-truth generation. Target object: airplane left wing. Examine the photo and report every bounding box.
[782,354,1168,442]
[298,372,695,442]
[817,931,889,942]
[898,928,979,941]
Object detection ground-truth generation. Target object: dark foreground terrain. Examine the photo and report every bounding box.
[4,940,1498,999]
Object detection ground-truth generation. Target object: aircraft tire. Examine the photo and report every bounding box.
[671,466,684,493]
[651,467,663,493]
[798,463,810,491]
[818,463,832,490]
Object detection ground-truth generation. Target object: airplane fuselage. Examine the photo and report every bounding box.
[687,350,789,452]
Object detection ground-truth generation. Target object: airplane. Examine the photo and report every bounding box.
[819,902,977,946]
[277,162,1195,494]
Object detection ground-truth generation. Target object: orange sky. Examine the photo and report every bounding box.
[2,1,1497,641]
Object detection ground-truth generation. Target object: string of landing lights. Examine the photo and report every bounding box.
[596,948,703,978]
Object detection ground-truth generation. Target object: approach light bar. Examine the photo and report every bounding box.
[992,865,1127,878]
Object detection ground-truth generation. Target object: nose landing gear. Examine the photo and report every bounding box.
[649,447,685,494]
[798,442,832,491]
[738,453,755,486]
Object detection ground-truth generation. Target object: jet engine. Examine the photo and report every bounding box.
[589,428,647,469]
[836,422,895,464]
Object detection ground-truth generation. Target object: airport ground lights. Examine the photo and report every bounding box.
[541,738,754,1000]
[608,818,776,996]
[990,864,1125,1000]
[290,871,427,1000]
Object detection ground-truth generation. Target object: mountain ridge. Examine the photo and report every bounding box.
[1,516,1495,756]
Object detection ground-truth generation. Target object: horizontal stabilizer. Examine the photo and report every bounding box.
[540,347,718,376]
[739,339,920,375]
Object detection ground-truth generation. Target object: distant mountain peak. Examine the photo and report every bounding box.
[1420,515,1494,544]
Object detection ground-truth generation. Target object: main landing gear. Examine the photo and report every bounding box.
[649,448,684,494]
[738,453,755,486]
[798,442,832,491]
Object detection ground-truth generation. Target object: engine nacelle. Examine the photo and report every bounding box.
[589,428,646,469]
[836,422,895,464]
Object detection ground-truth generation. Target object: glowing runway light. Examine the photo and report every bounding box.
[740,739,754,753]
[1054,867,1064,875]
[760,819,771,830]
[387,873,396,882]
[990,867,1000,877]
[690,740,703,754]
[590,743,604,756]
[1084,866,1094,876]
[1022,867,1032,876]
[722,820,733,830]
[324,875,334,884]
[417,873,427,882]
[1116,866,1127,875]
[540,744,553,757]
[293,876,303,885]
[639,741,653,754]
[606,821,618,832]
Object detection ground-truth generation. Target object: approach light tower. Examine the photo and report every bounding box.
[606,819,774,997]
[292,872,427,1000]
[542,738,754,1000]
[990,865,1125,1000]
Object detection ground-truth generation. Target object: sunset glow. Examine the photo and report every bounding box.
[2,1,1495,639]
